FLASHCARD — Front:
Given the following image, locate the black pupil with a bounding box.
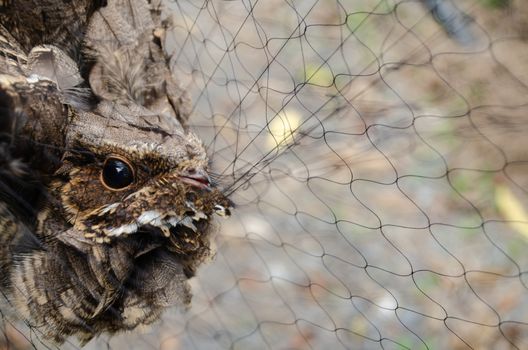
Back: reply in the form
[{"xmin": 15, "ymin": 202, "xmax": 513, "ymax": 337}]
[{"xmin": 102, "ymin": 158, "xmax": 133, "ymax": 189}]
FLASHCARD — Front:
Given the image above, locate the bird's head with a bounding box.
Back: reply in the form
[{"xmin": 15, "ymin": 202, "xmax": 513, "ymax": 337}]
[
  {"xmin": 50, "ymin": 101, "xmax": 231, "ymax": 256},
  {"xmin": 53, "ymin": 100, "xmax": 229, "ymax": 246}
]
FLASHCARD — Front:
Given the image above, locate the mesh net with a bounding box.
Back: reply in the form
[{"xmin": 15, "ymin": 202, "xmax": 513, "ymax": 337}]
[{"xmin": 2, "ymin": 0, "xmax": 528, "ymax": 349}]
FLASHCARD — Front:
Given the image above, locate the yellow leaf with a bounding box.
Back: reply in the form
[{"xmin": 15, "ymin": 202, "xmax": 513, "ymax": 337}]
[
  {"xmin": 267, "ymin": 109, "xmax": 300, "ymax": 150},
  {"xmin": 304, "ymin": 64, "xmax": 334, "ymax": 86},
  {"xmin": 495, "ymin": 184, "xmax": 528, "ymax": 238}
]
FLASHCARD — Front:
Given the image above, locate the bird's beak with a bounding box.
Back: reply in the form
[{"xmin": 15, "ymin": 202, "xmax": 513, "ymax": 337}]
[{"xmin": 179, "ymin": 168, "xmax": 211, "ymax": 190}]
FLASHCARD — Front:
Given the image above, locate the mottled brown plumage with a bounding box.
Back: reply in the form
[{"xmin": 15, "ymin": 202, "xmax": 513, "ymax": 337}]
[
  {"xmin": 0, "ymin": 0, "xmax": 105, "ymax": 61},
  {"xmin": 0, "ymin": 0, "xmax": 231, "ymax": 344}
]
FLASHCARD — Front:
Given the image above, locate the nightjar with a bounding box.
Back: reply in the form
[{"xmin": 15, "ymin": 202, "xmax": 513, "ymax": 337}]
[{"xmin": 0, "ymin": 0, "xmax": 231, "ymax": 344}]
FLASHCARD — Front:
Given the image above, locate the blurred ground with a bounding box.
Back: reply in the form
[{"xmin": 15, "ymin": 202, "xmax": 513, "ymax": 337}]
[{"xmin": 3, "ymin": 0, "xmax": 528, "ymax": 349}]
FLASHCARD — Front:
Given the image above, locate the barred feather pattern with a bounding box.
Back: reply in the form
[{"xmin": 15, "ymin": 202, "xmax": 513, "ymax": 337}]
[{"xmin": 0, "ymin": 0, "xmax": 105, "ymax": 60}]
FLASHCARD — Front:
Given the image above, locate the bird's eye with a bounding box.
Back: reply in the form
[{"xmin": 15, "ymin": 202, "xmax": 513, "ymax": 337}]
[{"xmin": 100, "ymin": 156, "xmax": 135, "ymax": 190}]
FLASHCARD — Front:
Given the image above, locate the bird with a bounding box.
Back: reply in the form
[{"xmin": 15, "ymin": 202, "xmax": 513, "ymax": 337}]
[{"xmin": 0, "ymin": 0, "xmax": 231, "ymax": 344}]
